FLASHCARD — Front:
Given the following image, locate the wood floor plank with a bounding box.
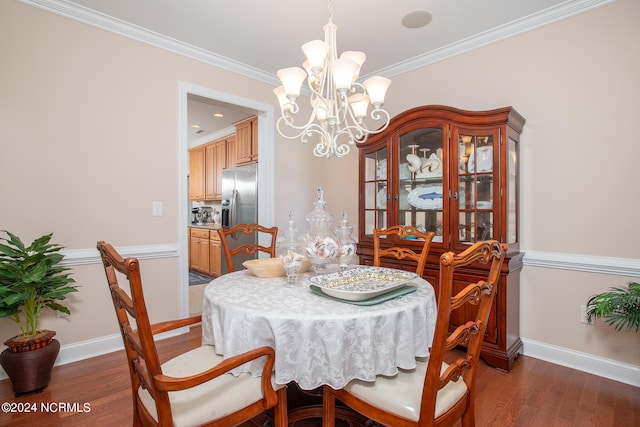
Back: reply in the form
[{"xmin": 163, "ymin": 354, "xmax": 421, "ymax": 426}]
[{"xmin": 0, "ymin": 326, "xmax": 638, "ymax": 426}]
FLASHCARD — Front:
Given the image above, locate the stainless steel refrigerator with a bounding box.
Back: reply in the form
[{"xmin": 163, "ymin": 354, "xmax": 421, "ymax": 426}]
[{"xmin": 220, "ymin": 163, "xmax": 258, "ymax": 274}]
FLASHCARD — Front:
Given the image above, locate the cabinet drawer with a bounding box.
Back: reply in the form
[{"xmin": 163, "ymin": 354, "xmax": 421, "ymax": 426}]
[
  {"xmin": 190, "ymin": 228, "xmax": 210, "ymax": 239},
  {"xmin": 210, "ymin": 230, "xmax": 221, "ymax": 240}
]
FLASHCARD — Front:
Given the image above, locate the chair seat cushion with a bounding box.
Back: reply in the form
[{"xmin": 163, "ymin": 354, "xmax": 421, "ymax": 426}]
[
  {"xmin": 138, "ymin": 345, "xmax": 282, "ymax": 427},
  {"xmin": 343, "ymin": 358, "xmax": 468, "ymax": 422}
]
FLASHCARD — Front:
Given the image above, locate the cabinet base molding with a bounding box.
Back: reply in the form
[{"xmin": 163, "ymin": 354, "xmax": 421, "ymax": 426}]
[{"xmin": 480, "ymin": 338, "xmax": 523, "ymax": 372}]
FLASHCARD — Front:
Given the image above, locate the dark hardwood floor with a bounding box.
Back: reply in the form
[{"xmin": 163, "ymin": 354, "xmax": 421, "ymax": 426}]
[{"xmin": 0, "ymin": 326, "xmax": 638, "ymax": 427}]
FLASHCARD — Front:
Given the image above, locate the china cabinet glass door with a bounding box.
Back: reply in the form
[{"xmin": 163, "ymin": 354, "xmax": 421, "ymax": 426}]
[
  {"xmin": 506, "ymin": 137, "xmax": 518, "ymax": 245},
  {"xmin": 455, "ymin": 130, "xmax": 499, "ymax": 246},
  {"xmin": 363, "ymin": 146, "xmax": 388, "ymax": 236},
  {"xmin": 397, "ymin": 126, "xmax": 445, "ymax": 243}
]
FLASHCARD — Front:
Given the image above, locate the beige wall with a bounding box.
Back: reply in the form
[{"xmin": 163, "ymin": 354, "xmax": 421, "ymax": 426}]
[
  {"xmin": 0, "ymin": 0, "xmax": 352, "ymax": 345},
  {"xmin": 1, "ymin": 0, "xmax": 637, "ymax": 379},
  {"xmin": 381, "ymin": 0, "xmax": 640, "ymax": 366}
]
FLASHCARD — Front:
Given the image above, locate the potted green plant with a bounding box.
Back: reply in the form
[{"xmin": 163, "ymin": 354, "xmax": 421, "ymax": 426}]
[
  {"xmin": 586, "ymin": 281, "xmax": 640, "ymax": 332},
  {"xmin": 0, "ymin": 230, "xmax": 78, "ymax": 395}
]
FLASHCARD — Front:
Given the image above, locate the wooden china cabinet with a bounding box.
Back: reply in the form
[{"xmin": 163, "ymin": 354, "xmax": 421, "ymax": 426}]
[{"xmin": 357, "ymin": 105, "xmax": 525, "ymax": 371}]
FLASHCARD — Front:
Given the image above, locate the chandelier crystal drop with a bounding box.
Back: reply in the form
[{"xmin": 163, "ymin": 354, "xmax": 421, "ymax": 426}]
[{"xmin": 273, "ymin": 0, "xmax": 391, "ymax": 158}]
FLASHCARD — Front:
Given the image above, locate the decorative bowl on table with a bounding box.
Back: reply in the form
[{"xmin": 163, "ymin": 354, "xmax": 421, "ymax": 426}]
[
  {"xmin": 243, "ymin": 257, "xmax": 311, "ymax": 278},
  {"xmin": 308, "ymin": 266, "xmax": 418, "ymax": 301}
]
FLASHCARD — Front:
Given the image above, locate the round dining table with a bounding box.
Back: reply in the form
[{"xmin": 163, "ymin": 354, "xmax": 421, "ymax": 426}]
[{"xmin": 201, "ymin": 267, "xmax": 438, "ymax": 391}]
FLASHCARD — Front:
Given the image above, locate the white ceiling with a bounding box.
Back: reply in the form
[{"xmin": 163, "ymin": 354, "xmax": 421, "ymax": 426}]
[{"xmin": 23, "ymin": 0, "xmax": 614, "ymax": 144}]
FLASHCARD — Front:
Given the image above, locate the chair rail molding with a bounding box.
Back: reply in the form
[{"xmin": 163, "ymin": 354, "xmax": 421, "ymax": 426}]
[
  {"xmin": 60, "ymin": 244, "xmax": 179, "ymax": 266},
  {"xmin": 523, "ymin": 250, "xmax": 640, "ymax": 277},
  {"xmin": 60, "ymin": 244, "xmax": 639, "ymax": 278}
]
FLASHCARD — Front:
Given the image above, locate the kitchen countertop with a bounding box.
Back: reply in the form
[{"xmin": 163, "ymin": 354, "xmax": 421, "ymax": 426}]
[{"xmin": 189, "ymin": 223, "xmax": 221, "ymax": 230}]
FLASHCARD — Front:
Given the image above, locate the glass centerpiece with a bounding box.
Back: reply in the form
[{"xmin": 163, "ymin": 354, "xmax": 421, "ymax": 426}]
[
  {"xmin": 335, "ymin": 211, "xmax": 356, "ymax": 271},
  {"xmin": 304, "ymin": 188, "xmax": 339, "ymax": 274},
  {"xmin": 277, "ymin": 212, "xmax": 306, "ymax": 285}
]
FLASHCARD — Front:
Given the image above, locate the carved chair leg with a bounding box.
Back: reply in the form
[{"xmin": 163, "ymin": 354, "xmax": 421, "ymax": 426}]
[
  {"xmin": 322, "ymin": 386, "xmax": 336, "ymax": 427},
  {"xmin": 273, "ymin": 387, "xmax": 289, "ymax": 427},
  {"xmin": 461, "ymin": 404, "xmax": 475, "ymax": 427}
]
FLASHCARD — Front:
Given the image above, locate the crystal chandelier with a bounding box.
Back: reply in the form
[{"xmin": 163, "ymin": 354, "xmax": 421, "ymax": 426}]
[{"xmin": 273, "ymin": 0, "xmax": 391, "ymax": 158}]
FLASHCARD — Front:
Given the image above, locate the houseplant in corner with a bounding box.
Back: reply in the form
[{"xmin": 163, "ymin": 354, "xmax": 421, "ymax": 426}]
[
  {"xmin": 0, "ymin": 230, "xmax": 78, "ymax": 395},
  {"xmin": 586, "ymin": 281, "xmax": 640, "ymax": 332}
]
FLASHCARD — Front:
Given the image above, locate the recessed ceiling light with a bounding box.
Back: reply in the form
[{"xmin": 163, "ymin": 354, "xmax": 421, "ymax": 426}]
[
  {"xmin": 213, "ymin": 113, "xmax": 224, "ymax": 118},
  {"xmin": 401, "ymin": 11, "xmax": 432, "ymax": 29},
  {"xmin": 191, "ymin": 124, "xmax": 200, "ymax": 129}
]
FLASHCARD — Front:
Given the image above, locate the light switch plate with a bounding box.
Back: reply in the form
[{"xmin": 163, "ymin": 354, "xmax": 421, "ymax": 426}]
[{"xmin": 152, "ymin": 201, "xmax": 163, "ymax": 217}]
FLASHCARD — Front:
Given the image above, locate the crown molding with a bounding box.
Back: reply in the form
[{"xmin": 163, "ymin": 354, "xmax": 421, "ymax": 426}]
[
  {"xmin": 376, "ymin": 0, "xmax": 619, "ymax": 78},
  {"xmin": 20, "ymin": 0, "xmax": 618, "ymax": 83},
  {"xmin": 18, "ymin": 0, "xmax": 280, "ymax": 86}
]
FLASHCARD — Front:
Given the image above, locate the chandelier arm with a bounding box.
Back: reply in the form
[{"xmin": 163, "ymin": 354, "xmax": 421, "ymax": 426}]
[
  {"xmin": 276, "ymin": 115, "xmax": 321, "ymax": 140},
  {"xmin": 336, "ymin": 91, "xmax": 351, "ymax": 131},
  {"xmin": 367, "ymin": 108, "xmax": 392, "ymax": 134},
  {"xmin": 277, "ymin": 98, "xmax": 323, "ymax": 134},
  {"xmin": 313, "ymin": 136, "xmax": 351, "ymax": 158}
]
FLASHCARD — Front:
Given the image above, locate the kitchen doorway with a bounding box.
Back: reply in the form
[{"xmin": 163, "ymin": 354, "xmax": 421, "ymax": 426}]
[{"xmin": 178, "ymin": 82, "xmax": 275, "ymax": 318}]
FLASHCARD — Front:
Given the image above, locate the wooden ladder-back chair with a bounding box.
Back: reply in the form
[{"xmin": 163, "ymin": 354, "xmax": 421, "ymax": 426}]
[
  {"xmin": 323, "ymin": 240, "xmax": 507, "ymax": 427},
  {"xmin": 373, "ymin": 225, "xmax": 435, "ymax": 275},
  {"xmin": 96, "ymin": 241, "xmax": 287, "ymax": 427},
  {"xmin": 218, "ymin": 223, "xmax": 278, "ymax": 272}
]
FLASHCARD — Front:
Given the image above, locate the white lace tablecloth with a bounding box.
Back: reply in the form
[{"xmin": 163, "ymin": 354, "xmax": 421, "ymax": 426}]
[{"xmin": 201, "ymin": 269, "xmax": 437, "ymax": 390}]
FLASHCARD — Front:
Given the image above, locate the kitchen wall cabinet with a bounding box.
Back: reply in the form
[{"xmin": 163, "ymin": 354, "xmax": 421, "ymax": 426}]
[
  {"xmin": 189, "ymin": 134, "xmax": 233, "ymax": 201},
  {"xmin": 188, "ymin": 146, "xmax": 205, "ymax": 200},
  {"xmin": 356, "ymin": 105, "xmax": 525, "ymax": 371},
  {"xmin": 233, "ymin": 116, "xmax": 258, "ymax": 165},
  {"xmin": 225, "ymin": 134, "xmax": 237, "ymax": 169},
  {"xmin": 207, "ymin": 139, "xmax": 226, "ymax": 200}
]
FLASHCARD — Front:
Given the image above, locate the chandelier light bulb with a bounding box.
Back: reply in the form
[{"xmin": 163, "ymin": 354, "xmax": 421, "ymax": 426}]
[
  {"xmin": 302, "ymin": 40, "xmax": 328, "ymax": 72},
  {"xmin": 273, "ymin": 86, "xmax": 292, "ymax": 113},
  {"xmin": 340, "ymin": 51, "xmax": 366, "ymax": 79},
  {"xmin": 277, "ymin": 67, "xmax": 307, "ymax": 99},
  {"xmin": 330, "ymin": 58, "xmax": 358, "ymax": 92},
  {"xmin": 348, "ymin": 94, "xmax": 369, "ymax": 120},
  {"xmin": 363, "ymin": 76, "xmax": 391, "ymax": 107}
]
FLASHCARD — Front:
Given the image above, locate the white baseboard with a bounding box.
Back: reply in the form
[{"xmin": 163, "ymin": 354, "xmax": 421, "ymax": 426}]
[
  {"xmin": 521, "ymin": 338, "xmax": 640, "ymax": 387},
  {"xmin": 0, "ymin": 328, "xmax": 187, "ymax": 381}
]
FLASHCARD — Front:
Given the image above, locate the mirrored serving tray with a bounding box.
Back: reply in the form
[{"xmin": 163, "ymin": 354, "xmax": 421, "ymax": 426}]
[{"xmin": 308, "ymin": 267, "xmax": 418, "ymax": 301}]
